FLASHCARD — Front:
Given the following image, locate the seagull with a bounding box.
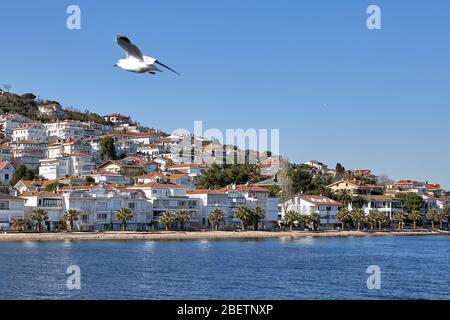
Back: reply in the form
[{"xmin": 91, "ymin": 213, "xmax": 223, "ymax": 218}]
[{"xmin": 114, "ymin": 36, "xmax": 180, "ymax": 76}]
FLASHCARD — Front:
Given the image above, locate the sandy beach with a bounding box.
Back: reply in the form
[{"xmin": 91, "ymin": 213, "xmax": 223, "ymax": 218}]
[{"xmin": 0, "ymin": 229, "xmax": 448, "ymax": 242}]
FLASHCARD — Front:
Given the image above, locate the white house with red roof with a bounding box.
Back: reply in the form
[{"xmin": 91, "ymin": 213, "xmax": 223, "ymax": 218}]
[
  {"xmin": 12, "ymin": 123, "xmax": 47, "ymax": 143},
  {"xmin": 86, "ymin": 171, "xmax": 129, "ymax": 185},
  {"xmin": 0, "ymin": 160, "xmax": 14, "ymax": 183},
  {"xmin": 282, "ymin": 195, "xmax": 343, "ymax": 227}
]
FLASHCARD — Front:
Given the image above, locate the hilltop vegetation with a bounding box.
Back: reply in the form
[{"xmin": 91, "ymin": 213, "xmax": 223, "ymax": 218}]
[{"xmin": 0, "ymin": 87, "xmax": 112, "ymax": 125}]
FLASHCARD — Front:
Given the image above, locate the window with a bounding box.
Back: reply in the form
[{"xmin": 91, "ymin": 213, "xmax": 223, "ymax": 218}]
[
  {"xmin": 128, "ymin": 202, "xmax": 136, "ymax": 210},
  {"xmin": 40, "ymin": 198, "xmax": 62, "ymax": 207},
  {"xmin": 96, "ymin": 202, "xmax": 107, "ymax": 210},
  {"xmin": 81, "ymin": 215, "xmax": 89, "ymax": 223},
  {"xmin": 97, "ymin": 214, "xmax": 107, "ymax": 221}
]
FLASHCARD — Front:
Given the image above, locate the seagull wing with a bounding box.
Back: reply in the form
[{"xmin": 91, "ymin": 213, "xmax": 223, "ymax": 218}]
[
  {"xmin": 155, "ymin": 60, "xmax": 181, "ymax": 76},
  {"xmin": 116, "ymin": 36, "xmax": 144, "ymax": 61}
]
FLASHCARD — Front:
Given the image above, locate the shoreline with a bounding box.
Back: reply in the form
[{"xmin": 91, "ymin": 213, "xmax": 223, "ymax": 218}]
[{"xmin": 0, "ymin": 230, "xmax": 448, "ymax": 242}]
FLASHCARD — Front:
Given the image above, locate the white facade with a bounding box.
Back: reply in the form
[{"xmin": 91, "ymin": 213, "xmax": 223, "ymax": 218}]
[
  {"xmin": 44, "ymin": 121, "xmax": 85, "ymax": 139},
  {"xmin": 11, "ymin": 140, "xmax": 48, "ymax": 170},
  {"xmin": 12, "ymin": 123, "xmax": 47, "ymax": 142},
  {"xmin": 0, "ymin": 114, "xmax": 34, "ymax": 139},
  {"xmin": 0, "ymin": 193, "xmax": 26, "ymax": 230},
  {"xmin": 39, "ymin": 154, "xmax": 95, "ymax": 180}
]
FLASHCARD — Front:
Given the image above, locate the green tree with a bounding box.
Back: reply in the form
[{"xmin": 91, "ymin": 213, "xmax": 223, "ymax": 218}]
[
  {"xmin": 367, "ymin": 211, "xmax": 378, "ymax": 230},
  {"xmin": 334, "ymin": 189, "xmax": 352, "ymax": 206},
  {"xmin": 426, "ymin": 209, "xmax": 438, "ymax": 230},
  {"xmin": 250, "ymin": 206, "xmax": 266, "ymax": 231},
  {"xmin": 437, "ymin": 210, "xmax": 448, "ymax": 229},
  {"xmin": 208, "ymin": 208, "xmax": 225, "ymax": 230},
  {"xmin": 84, "ymin": 176, "xmax": 96, "ymax": 186},
  {"xmin": 309, "ymin": 213, "xmax": 321, "ymax": 231},
  {"xmin": 397, "ymin": 193, "xmax": 424, "ymax": 213},
  {"xmin": 30, "ymin": 209, "xmax": 48, "ymax": 233},
  {"xmin": 175, "ymin": 210, "xmax": 190, "ymax": 230},
  {"xmin": 10, "ymin": 165, "xmax": 36, "ymax": 186},
  {"xmin": 283, "ymin": 211, "xmax": 300, "ymax": 231},
  {"xmin": 99, "ymin": 136, "xmax": 117, "ymax": 161},
  {"xmin": 351, "ymin": 208, "xmax": 366, "ymax": 231},
  {"xmin": 234, "ymin": 206, "xmax": 252, "ymax": 230},
  {"xmin": 44, "ymin": 182, "xmax": 65, "ymax": 192},
  {"xmin": 376, "ymin": 212, "xmax": 389, "ymax": 230},
  {"xmin": 336, "ymin": 208, "xmax": 351, "ymax": 231},
  {"xmin": 196, "ymin": 164, "xmax": 263, "ymax": 189},
  {"xmin": 351, "ymin": 196, "xmax": 367, "ymax": 209},
  {"xmin": 159, "ymin": 211, "xmax": 176, "ymax": 231},
  {"xmin": 64, "ymin": 209, "xmax": 80, "ymax": 232},
  {"xmin": 115, "ymin": 208, "xmax": 134, "ymax": 231},
  {"xmin": 393, "ymin": 211, "xmax": 406, "ymax": 230},
  {"xmin": 0, "ymin": 182, "xmax": 11, "ymax": 194},
  {"xmin": 298, "ymin": 215, "xmax": 311, "ymax": 229},
  {"xmin": 11, "ymin": 218, "xmax": 27, "ymax": 232},
  {"xmin": 408, "ymin": 211, "xmax": 421, "ymax": 229}
]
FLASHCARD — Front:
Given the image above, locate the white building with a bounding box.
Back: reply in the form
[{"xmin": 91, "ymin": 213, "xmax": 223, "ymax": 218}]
[
  {"xmin": 0, "ymin": 114, "xmax": 34, "ymax": 139},
  {"xmin": 47, "ymin": 137, "xmax": 92, "ymax": 159},
  {"xmin": 11, "ymin": 140, "xmax": 48, "ymax": 170},
  {"xmin": 0, "ymin": 193, "xmax": 26, "ymax": 231},
  {"xmin": 0, "ymin": 161, "xmax": 14, "ymax": 183},
  {"xmin": 12, "ymin": 123, "xmax": 48, "ymax": 143},
  {"xmin": 281, "ymin": 195, "xmax": 343, "ymax": 227},
  {"xmin": 353, "ymin": 195, "xmax": 404, "ymax": 219},
  {"xmin": 87, "ymin": 171, "xmax": 129, "ymax": 185},
  {"xmin": 187, "ymin": 185, "xmax": 279, "ymax": 229},
  {"xmin": 44, "ymin": 120, "xmax": 86, "ymax": 139},
  {"xmin": 21, "ymin": 186, "xmax": 152, "ymax": 231},
  {"xmin": 39, "ymin": 154, "xmax": 95, "ymax": 180}
]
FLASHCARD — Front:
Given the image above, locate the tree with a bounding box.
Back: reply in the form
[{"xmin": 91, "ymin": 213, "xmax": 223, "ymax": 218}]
[
  {"xmin": 234, "ymin": 205, "xmax": 252, "ymax": 230},
  {"xmin": 367, "ymin": 211, "xmax": 378, "ymax": 230},
  {"xmin": 250, "ymin": 206, "xmax": 266, "ymax": 231},
  {"xmin": 351, "ymin": 208, "xmax": 366, "ymax": 231},
  {"xmin": 11, "ymin": 218, "xmax": 27, "ymax": 232},
  {"xmin": 335, "ymin": 163, "xmax": 346, "ymax": 179},
  {"xmin": 196, "ymin": 163, "xmax": 263, "ymax": 189},
  {"xmin": 408, "ymin": 211, "xmax": 421, "ymax": 229},
  {"xmin": 336, "ymin": 208, "xmax": 351, "ymax": 231},
  {"xmin": 397, "ymin": 193, "xmax": 424, "ymax": 213},
  {"xmin": 0, "ymin": 182, "xmax": 11, "ymax": 194},
  {"xmin": 44, "ymin": 181, "xmax": 65, "ymax": 192},
  {"xmin": 426, "ymin": 209, "xmax": 438, "ymax": 230},
  {"xmin": 393, "ymin": 211, "xmax": 406, "ymax": 230},
  {"xmin": 10, "ymin": 165, "xmax": 36, "ymax": 186},
  {"xmin": 99, "ymin": 136, "xmax": 117, "ymax": 161},
  {"xmin": 437, "ymin": 210, "xmax": 448, "ymax": 229},
  {"xmin": 64, "ymin": 209, "xmax": 80, "ymax": 232},
  {"xmin": 298, "ymin": 215, "xmax": 311, "ymax": 229},
  {"xmin": 175, "ymin": 210, "xmax": 190, "ymax": 230},
  {"xmin": 351, "ymin": 196, "xmax": 367, "ymax": 209},
  {"xmin": 376, "ymin": 212, "xmax": 389, "ymax": 230},
  {"xmin": 159, "ymin": 211, "xmax": 176, "ymax": 231},
  {"xmin": 334, "ymin": 190, "xmax": 352, "ymax": 207},
  {"xmin": 84, "ymin": 176, "xmax": 96, "ymax": 186},
  {"xmin": 30, "ymin": 209, "xmax": 48, "ymax": 233},
  {"xmin": 309, "ymin": 213, "xmax": 321, "ymax": 231},
  {"xmin": 115, "ymin": 208, "xmax": 134, "ymax": 231},
  {"xmin": 283, "ymin": 211, "xmax": 300, "ymax": 231},
  {"xmin": 208, "ymin": 208, "xmax": 225, "ymax": 230}
]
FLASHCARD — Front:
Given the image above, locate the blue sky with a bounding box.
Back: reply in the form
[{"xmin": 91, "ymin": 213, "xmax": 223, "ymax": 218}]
[{"xmin": 1, "ymin": 0, "xmax": 449, "ymax": 187}]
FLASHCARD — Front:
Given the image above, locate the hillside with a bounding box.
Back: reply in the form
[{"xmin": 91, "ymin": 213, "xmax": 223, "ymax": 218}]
[{"xmin": 0, "ymin": 88, "xmax": 112, "ymax": 125}]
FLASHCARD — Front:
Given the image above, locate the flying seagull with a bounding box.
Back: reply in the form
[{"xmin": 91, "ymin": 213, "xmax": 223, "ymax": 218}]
[{"xmin": 114, "ymin": 36, "xmax": 180, "ymax": 76}]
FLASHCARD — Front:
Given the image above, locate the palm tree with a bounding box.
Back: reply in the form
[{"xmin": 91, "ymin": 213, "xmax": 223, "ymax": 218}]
[
  {"xmin": 30, "ymin": 209, "xmax": 48, "ymax": 233},
  {"xmin": 408, "ymin": 211, "xmax": 421, "ymax": 229},
  {"xmin": 426, "ymin": 209, "xmax": 439, "ymax": 230},
  {"xmin": 309, "ymin": 213, "xmax": 321, "ymax": 231},
  {"xmin": 351, "ymin": 208, "xmax": 366, "ymax": 231},
  {"xmin": 208, "ymin": 208, "xmax": 225, "ymax": 230},
  {"xmin": 175, "ymin": 210, "xmax": 190, "ymax": 230},
  {"xmin": 366, "ymin": 211, "xmax": 378, "ymax": 230},
  {"xmin": 334, "ymin": 190, "xmax": 352, "ymax": 206},
  {"xmin": 336, "ymin": 208, "xmax": 351, "ymax": 231},
  {"xmin": 159, "ymin": 211, "xmax": 176, "ymax": 231},
  {"xmin": 297, "ymin": 215, "xmax": 311, "ymax": 230},
  {"xmin": 393, "ymin": 211, "xmax": 406, "ymax": 230},
  {"xmin": 283, "ymin": 211, "xmax": 300, "ymax": 231},
  {"xmin": 250, "ymin": 206, "xmax": 265, "ymax": 231},
  {"xmin": 376, "ymin": 212, "xmax": 388, "ymax": 230},
  {"xmin": 234, "ymin": 205, "xmax": 252, "ymax": 230},
  {"xmin": 115, "ymin": 208, "xmax": 134, "ymax": 231},
  {"xmin": 11, "ymin": 218, "xmax": 27, "ymax": 232},
  {"xmin": 64, "ymin": 209, "xmax": 80, "ymax": 232},
  {"xmin": 437, "ymin": 210, "xmax": 448, "ymax": 229}
]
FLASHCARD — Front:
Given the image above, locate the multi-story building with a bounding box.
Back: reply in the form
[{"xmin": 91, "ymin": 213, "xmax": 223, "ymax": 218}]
[
  {"xmin": 21, "ymin": 186, "xmax": 153, "ymax": 231},
  {"xmin": 0, "ymin": 114, "xmax": 34, "ymax": 139},
  {"xmin": 39, "ymin": 154, "xmax": 95, "ymax": 180},
  {"xmin": 0, "ymin": 193, "xmax": 26, "ymax": 231},
  {"xmin": 0, "ymin": 144, "xmax": 12, "ymax": 162},
  {"xmin": 38, "ymin": 102, "xmax": 65, "ymax": 118},
  {"xmin": 281, "ymin": 195, "xmax": 343, "ymax": 227},
  {"xmin": 351, "ymin": 195, "xmax": 403, "ymax": 220},
  {"xmin": 10, "ymin": 140, "xmax": 48, "ymax": 170},
  {"xmin": 103, "ymin": 113, "xmax": 131, "ymax": 124},
  {"xmin": 47, "ymin": 137, "xmax": 92, "ymax": 159},
  {"xmin": 44, "ymin": 120, "xmax": 85, "ymax": 139},
  {"xmin": 12, "ymin": 123, "xmax": 48, "ymax": 143},
  {"xmin": 87, "ymin": 171, "xmax": 129, "ymax": 185},
  {"xmin": 327, "ymin": 179, "xmax": 383, "ymax": 196}
]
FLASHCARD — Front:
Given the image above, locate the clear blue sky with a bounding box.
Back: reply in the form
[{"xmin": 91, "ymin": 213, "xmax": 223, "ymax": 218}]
[{"xmin": 1, "ymin": 0, "xmax": 449, "ymax": 187}]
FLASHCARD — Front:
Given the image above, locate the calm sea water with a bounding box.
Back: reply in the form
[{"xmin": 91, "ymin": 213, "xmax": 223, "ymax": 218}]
[{"xmin": 0, "ymin": 236, "xmax": 449, "ymax": 300}]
